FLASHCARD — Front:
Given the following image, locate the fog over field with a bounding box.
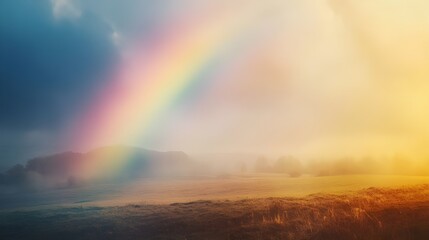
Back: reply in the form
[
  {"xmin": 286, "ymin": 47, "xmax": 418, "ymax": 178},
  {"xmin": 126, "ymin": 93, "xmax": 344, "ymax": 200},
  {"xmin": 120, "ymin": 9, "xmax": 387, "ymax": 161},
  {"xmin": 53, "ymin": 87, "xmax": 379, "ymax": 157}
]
[{"xmin": 1, "ymin": 146, "xmax": 429, "ymax": 210}]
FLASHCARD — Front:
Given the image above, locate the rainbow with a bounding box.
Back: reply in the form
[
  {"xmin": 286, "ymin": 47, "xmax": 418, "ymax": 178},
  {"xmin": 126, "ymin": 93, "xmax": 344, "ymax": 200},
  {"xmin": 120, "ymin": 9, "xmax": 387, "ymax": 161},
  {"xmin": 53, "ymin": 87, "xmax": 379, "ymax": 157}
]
[{"xmin": 67, "ymin": 5, "xmax": 267, "ymax": 178}]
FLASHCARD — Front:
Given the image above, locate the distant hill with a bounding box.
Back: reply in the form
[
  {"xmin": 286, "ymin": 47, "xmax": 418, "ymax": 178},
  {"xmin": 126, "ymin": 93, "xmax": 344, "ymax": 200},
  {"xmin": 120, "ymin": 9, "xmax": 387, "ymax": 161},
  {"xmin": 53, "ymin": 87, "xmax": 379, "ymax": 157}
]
[{"xmin": 0, "ymin": 146, "xmax": 193, "ymax": 188}]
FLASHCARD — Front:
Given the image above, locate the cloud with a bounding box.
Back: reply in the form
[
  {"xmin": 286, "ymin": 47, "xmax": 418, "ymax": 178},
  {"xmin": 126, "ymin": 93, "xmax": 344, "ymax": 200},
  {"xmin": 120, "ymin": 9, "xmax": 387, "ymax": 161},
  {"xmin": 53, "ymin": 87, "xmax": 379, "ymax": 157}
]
[
  {"xmin": 0, "ymin": 0, "xmax": 118, "ymax": 130},
  {"xmin": 51, "ymin": 0, "xmax": 81, "ymax": 20},
  {"xmin": 0, "ymin": 0, "xmax": 118, "ymax": 164}
]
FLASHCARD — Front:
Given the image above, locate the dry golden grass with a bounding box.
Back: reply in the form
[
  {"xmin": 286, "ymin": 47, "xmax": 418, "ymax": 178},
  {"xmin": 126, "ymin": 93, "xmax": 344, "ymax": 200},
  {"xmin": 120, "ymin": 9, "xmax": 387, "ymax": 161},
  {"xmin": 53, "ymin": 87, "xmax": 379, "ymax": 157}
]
[{"xmin": 1, "ymin": 184, "xmax": 429, "ymax": 239}]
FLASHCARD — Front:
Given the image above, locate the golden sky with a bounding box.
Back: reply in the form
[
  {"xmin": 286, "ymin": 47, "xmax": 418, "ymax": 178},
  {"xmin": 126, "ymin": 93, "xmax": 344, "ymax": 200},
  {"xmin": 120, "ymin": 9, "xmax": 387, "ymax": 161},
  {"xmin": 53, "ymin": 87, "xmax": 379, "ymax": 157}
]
[{"xmin": 154, "ymin": 0, "xmax": 429, "ymax": 162}]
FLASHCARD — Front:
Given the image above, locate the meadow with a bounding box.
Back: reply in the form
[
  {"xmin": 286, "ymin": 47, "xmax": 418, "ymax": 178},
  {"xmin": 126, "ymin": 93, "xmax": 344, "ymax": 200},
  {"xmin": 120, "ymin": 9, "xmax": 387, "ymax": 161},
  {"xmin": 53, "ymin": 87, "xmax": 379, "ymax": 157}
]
[
  {"xmin": 2, "ymin": 174, "xmax": 429, "ymax": 208},
  {"xmin": 1, "ymin": 174, "xmax": 429, "ymax": 239}
]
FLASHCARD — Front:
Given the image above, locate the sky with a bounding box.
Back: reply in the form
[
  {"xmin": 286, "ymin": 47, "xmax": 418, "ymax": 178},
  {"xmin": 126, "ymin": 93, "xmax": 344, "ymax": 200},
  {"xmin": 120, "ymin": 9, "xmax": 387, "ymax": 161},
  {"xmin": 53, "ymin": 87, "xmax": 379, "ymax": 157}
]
[{"xmin": 1, "ymin": 0, "xmax": 429, "ymax": 169}]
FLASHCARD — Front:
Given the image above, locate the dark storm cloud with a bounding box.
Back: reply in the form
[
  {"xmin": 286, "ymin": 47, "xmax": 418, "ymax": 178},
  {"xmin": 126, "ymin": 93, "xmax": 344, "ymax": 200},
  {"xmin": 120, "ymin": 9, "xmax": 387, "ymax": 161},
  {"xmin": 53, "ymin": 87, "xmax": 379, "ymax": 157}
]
[
  {"xmin": 0, "ymin": 0, "xmax": 118, "ymax": 130},
  {"xmin": 0, "ymin": 0, "xmax": 119, "ymax": 167}
]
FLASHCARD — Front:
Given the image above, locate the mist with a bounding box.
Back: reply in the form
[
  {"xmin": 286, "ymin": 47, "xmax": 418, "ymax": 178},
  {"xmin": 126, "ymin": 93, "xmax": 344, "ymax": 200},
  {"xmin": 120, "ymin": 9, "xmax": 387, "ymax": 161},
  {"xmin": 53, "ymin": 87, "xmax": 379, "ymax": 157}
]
[{"xmin": 103, "ymin": 0, "xmax": 427, "ymax": 172}]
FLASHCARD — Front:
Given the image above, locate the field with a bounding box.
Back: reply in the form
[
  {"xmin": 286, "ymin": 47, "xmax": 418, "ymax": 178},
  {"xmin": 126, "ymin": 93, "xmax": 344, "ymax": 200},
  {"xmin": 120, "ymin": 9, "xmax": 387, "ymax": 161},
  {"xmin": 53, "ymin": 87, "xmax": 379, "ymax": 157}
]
[{"xmin": 1, "ymin": 175, "xmax": 429, "ymax": 239}]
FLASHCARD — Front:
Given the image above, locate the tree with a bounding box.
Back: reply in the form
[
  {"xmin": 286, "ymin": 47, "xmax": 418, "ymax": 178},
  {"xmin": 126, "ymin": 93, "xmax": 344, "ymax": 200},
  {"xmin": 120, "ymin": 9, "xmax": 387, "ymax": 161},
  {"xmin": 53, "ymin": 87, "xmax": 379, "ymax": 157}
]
[
  {"xmin": 254, "ymin": 157, "xmax": 271, "ymax": 172},
  {"xmin": 4, "ymin": 164, "xmax": 27, "ymax": 184},
  {"xmin": 274, "ymin": 156, "xmax": 302, "ymax": 177}
]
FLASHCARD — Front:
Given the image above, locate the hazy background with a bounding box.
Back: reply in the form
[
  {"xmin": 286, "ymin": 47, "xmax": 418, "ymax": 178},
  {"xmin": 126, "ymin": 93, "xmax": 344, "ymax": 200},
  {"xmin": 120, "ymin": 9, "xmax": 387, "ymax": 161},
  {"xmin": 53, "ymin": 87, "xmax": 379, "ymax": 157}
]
[{"xmin": 1, "ymin": 0, "xmax": 429, "ymax": 171}]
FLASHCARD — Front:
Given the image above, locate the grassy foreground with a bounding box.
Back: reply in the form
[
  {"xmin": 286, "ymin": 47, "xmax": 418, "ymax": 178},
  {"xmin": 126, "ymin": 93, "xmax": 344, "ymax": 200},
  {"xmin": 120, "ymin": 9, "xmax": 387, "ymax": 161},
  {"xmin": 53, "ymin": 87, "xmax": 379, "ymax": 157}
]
[{"xmin": 1, "ymin": 184, "xmax": 429, "ymax": 240}]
